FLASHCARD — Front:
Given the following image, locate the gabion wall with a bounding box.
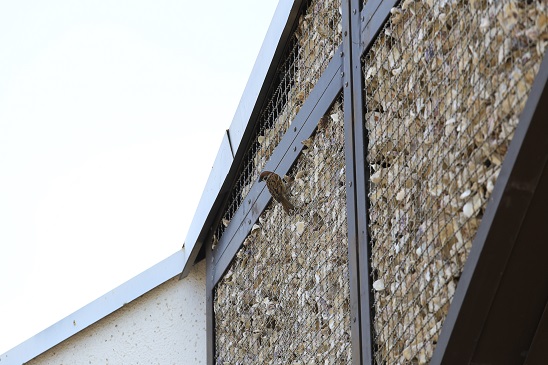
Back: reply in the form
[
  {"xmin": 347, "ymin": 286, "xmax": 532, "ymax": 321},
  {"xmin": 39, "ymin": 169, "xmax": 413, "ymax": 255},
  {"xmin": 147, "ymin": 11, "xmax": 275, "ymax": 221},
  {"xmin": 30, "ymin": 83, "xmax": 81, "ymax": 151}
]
[
  {"xmin": 214, "ymin": 98, "xmax": 352, "ymax": 364},
  {"xmin": 213, "ymin": 0, "xmax": 342, "ymax": 247},
  {"xmin": 363, "ymin": 1, "xmax": 547, "ymax": 364}
]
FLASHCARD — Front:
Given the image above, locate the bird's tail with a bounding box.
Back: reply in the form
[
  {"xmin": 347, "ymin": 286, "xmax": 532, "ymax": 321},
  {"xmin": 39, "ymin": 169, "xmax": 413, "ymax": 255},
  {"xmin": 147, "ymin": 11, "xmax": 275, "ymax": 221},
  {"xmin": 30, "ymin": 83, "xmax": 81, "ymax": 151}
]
[{"xmin": 280, "ymin": 197, "xmax": 295, "ymax": 214}]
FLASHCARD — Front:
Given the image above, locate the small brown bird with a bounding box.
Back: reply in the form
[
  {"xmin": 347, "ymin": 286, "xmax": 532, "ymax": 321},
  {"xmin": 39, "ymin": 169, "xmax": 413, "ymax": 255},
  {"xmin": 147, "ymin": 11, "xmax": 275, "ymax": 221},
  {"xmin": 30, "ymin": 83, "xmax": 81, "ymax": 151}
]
[{"xmin": 259, "ymin": 171, "xmax": 295, "ymax": 214}]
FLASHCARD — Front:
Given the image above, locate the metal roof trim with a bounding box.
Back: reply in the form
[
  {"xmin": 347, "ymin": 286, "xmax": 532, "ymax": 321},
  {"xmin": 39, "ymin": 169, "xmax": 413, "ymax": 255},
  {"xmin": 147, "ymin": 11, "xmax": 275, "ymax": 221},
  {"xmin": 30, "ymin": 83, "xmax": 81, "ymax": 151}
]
[
  {"xmin": 179, "ymin": 0, "xmax": 303, "ymax": 278},
  {"xmin": 1, "ymin": 251, "xmax": 185, "ymax": 365}
]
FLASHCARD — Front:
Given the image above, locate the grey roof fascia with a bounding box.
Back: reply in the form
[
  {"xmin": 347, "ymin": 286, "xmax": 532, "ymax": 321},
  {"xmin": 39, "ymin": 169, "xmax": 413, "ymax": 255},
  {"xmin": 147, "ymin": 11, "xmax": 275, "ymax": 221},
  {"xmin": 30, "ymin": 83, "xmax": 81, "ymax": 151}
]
[
  {"xmin": 1, "ymin": 250, "xmax": 185, "ymax": 365},
  {"xmin": 180, "ymin": 132, "xmax": 233, "ymax": 277},
  {"xmin": 225, "ymin": 0, "xmax": 299, "ymax": 150},
  {"xmin": 179, "ymin": 0, "xmax": 302, "ymax": 279}
]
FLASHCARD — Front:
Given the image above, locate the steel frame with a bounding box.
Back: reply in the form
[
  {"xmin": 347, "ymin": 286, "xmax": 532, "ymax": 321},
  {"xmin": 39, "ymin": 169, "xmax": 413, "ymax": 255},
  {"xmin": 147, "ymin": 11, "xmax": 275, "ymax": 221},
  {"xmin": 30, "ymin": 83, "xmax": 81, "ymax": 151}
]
[
  {"xmin": 202, "ymin": 1, "xmax": 548, "ymax": 364},
  {"xmin": 342, "ymin": 0, "xmax": 370, "ymax": 363},
  {"xmin": 430, "ymin": 49, "xmax": 548, "ymax": 365}
]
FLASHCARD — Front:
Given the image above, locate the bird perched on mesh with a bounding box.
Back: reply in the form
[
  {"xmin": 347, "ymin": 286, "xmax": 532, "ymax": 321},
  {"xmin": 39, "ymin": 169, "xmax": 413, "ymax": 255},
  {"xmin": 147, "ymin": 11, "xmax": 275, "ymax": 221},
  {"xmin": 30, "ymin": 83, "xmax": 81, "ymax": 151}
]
[{"xmin": 259, "ymin": 171, "xmax": 295, "ymax": 214}]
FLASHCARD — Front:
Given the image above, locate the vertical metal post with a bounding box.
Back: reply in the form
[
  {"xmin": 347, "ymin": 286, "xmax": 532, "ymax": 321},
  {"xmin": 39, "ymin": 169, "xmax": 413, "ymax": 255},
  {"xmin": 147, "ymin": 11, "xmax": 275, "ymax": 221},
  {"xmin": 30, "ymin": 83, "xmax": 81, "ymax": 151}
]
[
  {"xmin": 350, "ymin": 0, "xmax": 376, "ymax": 363},
  {"xmin": 342, "ymin": 1, "xmax": 362, "ymax": 362},
  {"xmin": 343, "ymin": 0, "xmax": 374, "ymax": 363},
  {"xmin": 206, "ymin": 241, "xmax": 215, "ymax": 365}
]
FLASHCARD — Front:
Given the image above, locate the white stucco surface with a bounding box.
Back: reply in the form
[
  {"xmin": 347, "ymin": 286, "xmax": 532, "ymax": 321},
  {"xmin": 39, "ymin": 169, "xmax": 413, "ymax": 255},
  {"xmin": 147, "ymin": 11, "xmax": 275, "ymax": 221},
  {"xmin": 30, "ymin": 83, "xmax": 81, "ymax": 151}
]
[{"xmin": 26, "ymin": 260, "xmax": 206, "ymax": 365}]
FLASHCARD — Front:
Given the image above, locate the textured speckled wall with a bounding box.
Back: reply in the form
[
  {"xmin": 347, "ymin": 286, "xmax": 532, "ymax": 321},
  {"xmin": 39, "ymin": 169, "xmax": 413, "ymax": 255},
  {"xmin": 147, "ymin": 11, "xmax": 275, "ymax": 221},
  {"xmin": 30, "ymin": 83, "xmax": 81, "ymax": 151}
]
[{"xmin": 26, "ymin": 260, "xmax": 206, "ymax": 365}]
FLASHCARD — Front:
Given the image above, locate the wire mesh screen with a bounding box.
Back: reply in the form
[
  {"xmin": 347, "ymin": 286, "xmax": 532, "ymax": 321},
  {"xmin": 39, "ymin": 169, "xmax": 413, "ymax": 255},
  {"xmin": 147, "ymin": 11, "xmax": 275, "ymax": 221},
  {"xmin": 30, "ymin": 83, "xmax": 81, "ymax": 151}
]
[
  {"xmin": 213, "ymin": 0, "xmax": 342, "ymax": 248},
  {"xmin": 362, "ymin": 1, "xmax": 547, "ymax": 364},
  {"xmin": 214, "ymin": 97, "xmax": 352, "ymax": 364}
]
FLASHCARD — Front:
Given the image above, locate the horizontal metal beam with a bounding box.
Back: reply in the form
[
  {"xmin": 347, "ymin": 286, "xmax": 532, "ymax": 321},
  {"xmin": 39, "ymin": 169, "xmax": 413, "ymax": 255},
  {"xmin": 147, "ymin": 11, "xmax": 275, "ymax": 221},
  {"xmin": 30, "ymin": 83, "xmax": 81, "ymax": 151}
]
[{"xmin": 359, "ymin": 0, "xmax": 398, "ymax": 56}]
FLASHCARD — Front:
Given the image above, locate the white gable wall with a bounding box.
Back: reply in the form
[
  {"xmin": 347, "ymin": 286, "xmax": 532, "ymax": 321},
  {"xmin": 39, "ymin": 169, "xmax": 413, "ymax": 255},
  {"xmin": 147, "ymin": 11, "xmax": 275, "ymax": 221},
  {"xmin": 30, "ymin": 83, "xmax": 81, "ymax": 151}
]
[{"xmin": 26, "ymin": 260, "xmax": 206, "ymax": 365}]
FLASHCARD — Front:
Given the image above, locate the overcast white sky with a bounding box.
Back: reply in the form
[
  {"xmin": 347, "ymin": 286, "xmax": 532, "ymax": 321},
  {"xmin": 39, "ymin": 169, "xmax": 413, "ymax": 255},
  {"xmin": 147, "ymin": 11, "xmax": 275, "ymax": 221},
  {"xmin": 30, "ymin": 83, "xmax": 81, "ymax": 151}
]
[{"xmin": 0, "ymin": 0, "xmax": 278, "ymax": 355}]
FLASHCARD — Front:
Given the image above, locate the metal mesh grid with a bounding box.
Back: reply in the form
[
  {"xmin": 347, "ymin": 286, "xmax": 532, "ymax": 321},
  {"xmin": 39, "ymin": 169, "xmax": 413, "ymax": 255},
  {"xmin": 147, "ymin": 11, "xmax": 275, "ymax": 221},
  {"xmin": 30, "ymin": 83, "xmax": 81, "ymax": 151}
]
[
  {"xmin": 362, "ymin": 1, "xmax": 547, "ymax": 364},
  {"xmin": 214, "ymin": 97, "xmax": 352, "ymax": 364},
  {"xmin": 213, "ymin": 0, "xmax": 342, "ymax": 248}
]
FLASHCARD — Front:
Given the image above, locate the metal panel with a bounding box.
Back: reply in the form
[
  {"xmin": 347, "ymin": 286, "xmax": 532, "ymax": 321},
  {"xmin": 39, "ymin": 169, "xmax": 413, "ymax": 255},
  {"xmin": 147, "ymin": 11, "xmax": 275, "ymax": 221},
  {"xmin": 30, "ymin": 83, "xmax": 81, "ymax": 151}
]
[
  {"xmin": 431, "ymin": 51, "xmax": 548, "ymax": 365},
  {"xmin": 468, "ymin": 160, "xmax": 548, "ymax": 363}
]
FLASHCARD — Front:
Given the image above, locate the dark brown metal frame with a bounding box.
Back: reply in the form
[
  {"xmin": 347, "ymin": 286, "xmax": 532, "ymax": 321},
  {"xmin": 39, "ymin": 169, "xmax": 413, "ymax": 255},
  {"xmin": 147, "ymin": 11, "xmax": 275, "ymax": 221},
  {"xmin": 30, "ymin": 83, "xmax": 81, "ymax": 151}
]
[
  {"xmin": 342, "ymin": 0, "xmax": 371, "ymax": 363},
  {"xmin": 202, "ymin": 0, "xmax": 548, "ymax": 364},
  {"xmin": 430, "ymin": 49, "xmax": 548, "ymax": 365}
]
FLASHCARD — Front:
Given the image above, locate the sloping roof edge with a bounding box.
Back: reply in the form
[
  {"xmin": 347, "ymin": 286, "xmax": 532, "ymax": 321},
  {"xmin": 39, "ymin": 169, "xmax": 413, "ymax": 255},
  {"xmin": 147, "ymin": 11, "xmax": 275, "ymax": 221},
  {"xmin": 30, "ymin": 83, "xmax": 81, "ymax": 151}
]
[
  {"xmin": 179, "ymin": 0, "xmax": 300, "ymax": 278},
  {"xmin": 0, "ymin": 251, "xmax": 185, "ymax": 365}
]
